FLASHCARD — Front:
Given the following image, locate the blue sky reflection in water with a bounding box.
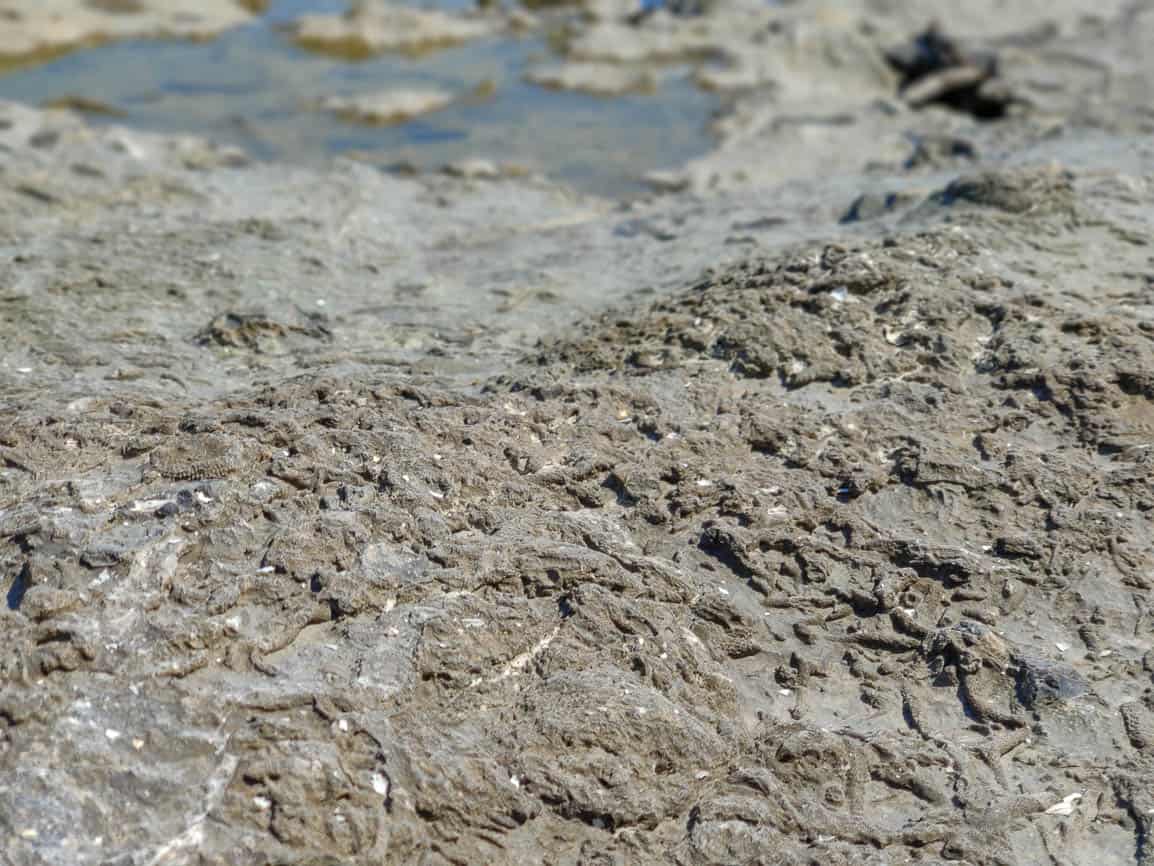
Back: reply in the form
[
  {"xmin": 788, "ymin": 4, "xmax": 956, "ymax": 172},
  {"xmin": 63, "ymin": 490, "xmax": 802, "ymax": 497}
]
[{"xmin": 0, "ymin": 0, "xmax": 719, "ymax": 197}]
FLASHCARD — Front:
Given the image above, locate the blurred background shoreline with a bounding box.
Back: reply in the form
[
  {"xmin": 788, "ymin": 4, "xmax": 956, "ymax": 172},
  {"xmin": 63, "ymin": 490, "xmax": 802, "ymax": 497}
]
[{"xmin": 0, "ymin": 0, "xmax": 722, "ymax": 197}]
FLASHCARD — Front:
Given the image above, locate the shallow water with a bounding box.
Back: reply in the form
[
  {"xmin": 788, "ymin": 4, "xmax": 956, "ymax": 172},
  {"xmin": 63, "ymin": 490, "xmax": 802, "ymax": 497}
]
[{"xmin": 0, "ymin": 0, "xmax": 719, "ymax": 197}]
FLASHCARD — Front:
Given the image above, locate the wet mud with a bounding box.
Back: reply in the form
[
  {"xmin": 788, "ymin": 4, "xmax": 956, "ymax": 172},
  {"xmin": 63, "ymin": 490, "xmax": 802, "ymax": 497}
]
[{"xmin": 3, "ymin": 1, "xmax": 1154, "ymax": 865}]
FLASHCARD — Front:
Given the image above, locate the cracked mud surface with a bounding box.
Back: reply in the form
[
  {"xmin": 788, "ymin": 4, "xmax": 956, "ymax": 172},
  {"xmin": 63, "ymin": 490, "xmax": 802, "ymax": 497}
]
[{"xmin": 4, "ymin": 3, "xmax": 1154, "ymax": 865}]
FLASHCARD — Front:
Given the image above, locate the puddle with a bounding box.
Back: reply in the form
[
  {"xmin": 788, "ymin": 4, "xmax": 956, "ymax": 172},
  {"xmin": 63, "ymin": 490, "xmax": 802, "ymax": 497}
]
[{"xmin": 0, "ymin": 0, "xmax": 720, "ymax": 197}]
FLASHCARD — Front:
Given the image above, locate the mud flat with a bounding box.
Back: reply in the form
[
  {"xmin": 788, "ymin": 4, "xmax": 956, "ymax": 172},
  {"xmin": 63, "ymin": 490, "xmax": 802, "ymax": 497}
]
[
  {"xmin": 0, "ymin": 0, "xmax": 259, "ymax": 67},
  {"xmin": 3, "ymin": 1, "xmax": 1154, "ymax": 865},
  {"xmin": 290, "ymin": 2, "xmax": 502, "ymax": 58}
]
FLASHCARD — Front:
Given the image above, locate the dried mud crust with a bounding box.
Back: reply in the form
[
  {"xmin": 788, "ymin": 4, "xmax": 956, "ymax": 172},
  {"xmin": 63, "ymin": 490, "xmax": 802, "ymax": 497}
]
[{"xmin": 2, "ymin": 164, "xmax": 1154, "ymax": 865}]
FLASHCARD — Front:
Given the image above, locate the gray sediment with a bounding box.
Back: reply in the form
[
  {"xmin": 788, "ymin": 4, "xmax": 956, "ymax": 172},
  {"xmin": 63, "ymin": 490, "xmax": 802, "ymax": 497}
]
[{"xmin": 2, "ymin": 1, "xmax": 1154, "ymax": 864}]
